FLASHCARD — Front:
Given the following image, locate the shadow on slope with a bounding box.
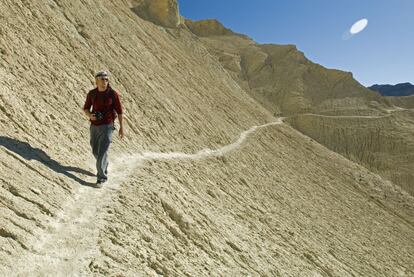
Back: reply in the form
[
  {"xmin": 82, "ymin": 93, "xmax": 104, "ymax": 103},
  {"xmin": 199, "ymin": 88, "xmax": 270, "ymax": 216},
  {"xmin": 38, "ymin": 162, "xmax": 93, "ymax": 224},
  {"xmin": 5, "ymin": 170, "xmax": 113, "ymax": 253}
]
[{"xmin": 0, "ymin": 136, "xmax": 96, "ymax": 187}]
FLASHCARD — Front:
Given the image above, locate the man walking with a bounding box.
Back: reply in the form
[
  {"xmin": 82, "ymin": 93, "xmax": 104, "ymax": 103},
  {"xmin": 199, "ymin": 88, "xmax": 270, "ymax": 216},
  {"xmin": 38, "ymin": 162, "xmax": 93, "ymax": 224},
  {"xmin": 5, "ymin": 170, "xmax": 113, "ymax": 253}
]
[{"xmin": 83, "ymin": 71, "xmax": 124, "ymax": 187}]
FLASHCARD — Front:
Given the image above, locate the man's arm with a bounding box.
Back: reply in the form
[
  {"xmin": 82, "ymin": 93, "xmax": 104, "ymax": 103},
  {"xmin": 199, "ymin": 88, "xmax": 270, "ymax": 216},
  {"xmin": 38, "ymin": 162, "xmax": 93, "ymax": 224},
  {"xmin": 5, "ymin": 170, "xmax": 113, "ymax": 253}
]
[
  {"xmin": 83, "ymin": 109, "xmax": 91, "ymax": 119},
  {"xmin": 83, "ymin": 93, "xmax": 96, "ymax": 121},
  {"xmin": 84, "ymin": 109, "xmax": 96, "ymax": 121},
  {"xmin": 117, "ymin": 113, "xmax": 124, "ymax": 129},
  {"xmin": 117, "ymin": 113, "xmax": 124, "ymax": 139},
  {"xmin": 113, "ymin": 91, "xmax": 124, "ymax": 138}
]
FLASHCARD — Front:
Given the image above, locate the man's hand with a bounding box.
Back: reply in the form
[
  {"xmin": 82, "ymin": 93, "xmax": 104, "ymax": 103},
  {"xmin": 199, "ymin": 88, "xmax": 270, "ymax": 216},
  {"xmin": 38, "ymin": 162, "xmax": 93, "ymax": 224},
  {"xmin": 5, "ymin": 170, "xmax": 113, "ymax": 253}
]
[
  {"xmin": 119, "ymin": 127, "xmax": 125, "ymax": 139},
  {"xmin": 84, "ymin": 109, "xmax": 97, "ymax": 121}
]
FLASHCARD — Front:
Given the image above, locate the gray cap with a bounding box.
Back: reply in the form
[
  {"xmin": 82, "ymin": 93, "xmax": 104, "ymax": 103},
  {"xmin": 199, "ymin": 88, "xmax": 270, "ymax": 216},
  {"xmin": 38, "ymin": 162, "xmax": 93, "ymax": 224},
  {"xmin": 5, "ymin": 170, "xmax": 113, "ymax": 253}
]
[{"xmin": 95, "ymin": 70, "xmax": 110, "ymax": 79}]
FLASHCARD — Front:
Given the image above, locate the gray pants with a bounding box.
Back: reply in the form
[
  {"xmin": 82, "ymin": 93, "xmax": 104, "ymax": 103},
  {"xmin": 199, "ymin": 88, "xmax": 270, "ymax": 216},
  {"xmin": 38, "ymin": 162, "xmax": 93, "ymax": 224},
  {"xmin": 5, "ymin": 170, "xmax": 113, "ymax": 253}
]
[{"xmin": 90, "ymin": 123, "xmax": 115, "ymax": 181}]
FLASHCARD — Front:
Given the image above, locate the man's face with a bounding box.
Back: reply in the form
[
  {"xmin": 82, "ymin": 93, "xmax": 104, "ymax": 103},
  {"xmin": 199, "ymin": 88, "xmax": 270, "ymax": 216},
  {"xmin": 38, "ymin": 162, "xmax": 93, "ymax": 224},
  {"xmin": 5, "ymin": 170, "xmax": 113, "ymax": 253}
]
[{"xmin": 95, "ymin": 77, "xmax": 109, "ymax": 88}]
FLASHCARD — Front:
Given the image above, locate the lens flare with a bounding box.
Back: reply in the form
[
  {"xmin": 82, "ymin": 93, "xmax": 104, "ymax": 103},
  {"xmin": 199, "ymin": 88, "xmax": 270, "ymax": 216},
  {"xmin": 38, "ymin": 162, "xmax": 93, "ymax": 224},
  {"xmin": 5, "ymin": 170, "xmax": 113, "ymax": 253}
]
[
  {"xmin": 350, "ymin": 18, "xmax": 368, "ymax": 34},
  {"xmin": 342, "ymin": 18, "xmax": 368, "ymax": 40}
]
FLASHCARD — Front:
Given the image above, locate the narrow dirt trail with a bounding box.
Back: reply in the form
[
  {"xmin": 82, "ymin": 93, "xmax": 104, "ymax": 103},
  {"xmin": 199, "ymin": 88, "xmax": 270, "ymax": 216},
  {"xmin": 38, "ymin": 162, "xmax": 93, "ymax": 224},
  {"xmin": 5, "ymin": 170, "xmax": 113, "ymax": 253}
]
[
  {"xmin": 300, "ymin": 113, "xmax": 391, "ymax": 119},
  {"xmin": 299, "ymin": 107, "xmax": 413, "ymax": 119},
  {"xmin": 7, "ymin": 117, "xmax": 284, "ymax": 276}
]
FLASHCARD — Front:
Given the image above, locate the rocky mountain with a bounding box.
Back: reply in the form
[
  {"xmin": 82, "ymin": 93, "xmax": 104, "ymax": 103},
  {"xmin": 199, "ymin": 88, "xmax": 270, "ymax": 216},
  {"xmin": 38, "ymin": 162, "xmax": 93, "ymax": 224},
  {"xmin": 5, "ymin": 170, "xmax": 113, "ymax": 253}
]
[
  {"xmin": 184, "ymin": 19, "xmax": 391, "ymax": 117},
  {"xmin": 184, "ymin": 18, "xmax": 414, "ymax": 198},
  {"xmin": 369, "ymin": 82, "xmax": 414, "ymax": 96},
  {"xmin": 0, "ymin": 0, "xmax": 413, "ymax": 276}
]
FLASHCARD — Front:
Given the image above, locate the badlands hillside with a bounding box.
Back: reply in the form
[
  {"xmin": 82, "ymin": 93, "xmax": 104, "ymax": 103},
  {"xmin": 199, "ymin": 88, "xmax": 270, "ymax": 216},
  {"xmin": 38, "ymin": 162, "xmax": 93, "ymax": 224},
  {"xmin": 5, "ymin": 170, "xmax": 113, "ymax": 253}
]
[
  {"xmin": 389, "ymin": 95, "xmax": 414, "ymax": 109},
  {"xmin": 0, "ymin": 0, "xmax": 413, "ymax": 276},
  {"xmin": 183, "ymin": 18, "xmax": 414, "ymax": 196},
  {"xmin": 184, "ymin": 19, "xmax": 389, "ymax": 116}
]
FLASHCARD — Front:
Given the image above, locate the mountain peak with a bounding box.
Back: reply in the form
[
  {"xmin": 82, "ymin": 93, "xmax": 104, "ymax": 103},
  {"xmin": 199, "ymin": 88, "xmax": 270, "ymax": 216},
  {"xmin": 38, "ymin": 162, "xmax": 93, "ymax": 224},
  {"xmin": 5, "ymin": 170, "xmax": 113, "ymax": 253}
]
[
  {"xmin": 131, "ymin": 0, "xmax": 181, "ymax": 28},
  {"xmin": 368, "ymin": 82, "xmax": 414, "ymax": 96}
]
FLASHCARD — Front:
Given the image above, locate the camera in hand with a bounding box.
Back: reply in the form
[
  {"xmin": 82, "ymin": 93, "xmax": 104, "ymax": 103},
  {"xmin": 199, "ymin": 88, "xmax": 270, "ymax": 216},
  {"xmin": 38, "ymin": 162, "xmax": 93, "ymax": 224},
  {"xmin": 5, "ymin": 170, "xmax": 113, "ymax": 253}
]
[{"xmin": 93, "ymin": 111, "xmax": 104, "ymax": 121}]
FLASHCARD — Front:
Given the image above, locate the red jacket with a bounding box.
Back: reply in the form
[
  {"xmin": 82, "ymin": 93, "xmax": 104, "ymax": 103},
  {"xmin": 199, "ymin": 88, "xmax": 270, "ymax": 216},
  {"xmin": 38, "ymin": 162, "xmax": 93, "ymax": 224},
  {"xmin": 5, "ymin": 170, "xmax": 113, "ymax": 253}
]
[{"xmin": 83, "ymin": 86, "xmax": 123, "ymax": 125}]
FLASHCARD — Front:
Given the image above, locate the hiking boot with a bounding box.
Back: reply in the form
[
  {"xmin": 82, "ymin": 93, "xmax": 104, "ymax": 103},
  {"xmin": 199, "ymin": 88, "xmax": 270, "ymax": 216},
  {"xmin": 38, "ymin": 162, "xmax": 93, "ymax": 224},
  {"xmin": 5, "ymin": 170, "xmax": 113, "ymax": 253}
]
[{"xmin": 95, "ymin": 179, "xmax": 107, "ymax": 188}]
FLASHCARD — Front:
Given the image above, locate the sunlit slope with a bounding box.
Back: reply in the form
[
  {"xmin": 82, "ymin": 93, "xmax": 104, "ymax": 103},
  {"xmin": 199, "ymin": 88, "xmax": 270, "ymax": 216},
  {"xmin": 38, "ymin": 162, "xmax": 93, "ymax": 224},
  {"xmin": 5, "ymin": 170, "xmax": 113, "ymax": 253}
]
[
  {"xmin": 389, "ymin": 95, "xmax": 414, "ymax": 109},
  {"xmin": 183, "ymin": 19, "xmax": 414, "ymax": 196},
  {"xmin": 86, "ymin": 122, "xmax": 414, "ymax": 275},
  {"xmin": 0, "ymin": 0, "xmax": 273, "ymax": 267},
  {"xmin": 287, "ymin": 110, "xmax": 414, "ymax": 195},
  {"xmin": 0, "ymin": 0, "xmax": 413, "ymax": 276},
  {"xmin": 185, "ymin": 19, "xmax": 391, "ymax": 116}
]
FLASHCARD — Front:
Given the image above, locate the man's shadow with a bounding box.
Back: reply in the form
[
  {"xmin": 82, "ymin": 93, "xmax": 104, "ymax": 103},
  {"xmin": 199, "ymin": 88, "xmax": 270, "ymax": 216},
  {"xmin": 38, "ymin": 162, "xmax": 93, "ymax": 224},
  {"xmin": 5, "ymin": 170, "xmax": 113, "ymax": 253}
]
[{"xmin": 0, "ymin": 136, "xmax": 97, "ymax": 188}]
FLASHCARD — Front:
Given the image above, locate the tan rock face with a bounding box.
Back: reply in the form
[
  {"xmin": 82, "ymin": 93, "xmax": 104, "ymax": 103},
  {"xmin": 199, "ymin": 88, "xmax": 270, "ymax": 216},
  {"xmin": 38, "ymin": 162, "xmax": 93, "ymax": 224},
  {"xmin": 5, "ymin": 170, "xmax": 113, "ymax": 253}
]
[
  {"xmin": 388, "ymin": 95, "xmax": 414, "ymax": 109},
  {"xmin": 286, "ymin": 110, "xmax": 414, "ymax": 195},
  {"xmin": 188, "ymin": 18, "xmax": 414, "ymax": 198},
  {"xmin": 186, "ymin": 20, "xmax": 391, "ymax": 116},
  {"xmin": 132, "ymin": 0, "xmax": 180, "ymax": 28}
]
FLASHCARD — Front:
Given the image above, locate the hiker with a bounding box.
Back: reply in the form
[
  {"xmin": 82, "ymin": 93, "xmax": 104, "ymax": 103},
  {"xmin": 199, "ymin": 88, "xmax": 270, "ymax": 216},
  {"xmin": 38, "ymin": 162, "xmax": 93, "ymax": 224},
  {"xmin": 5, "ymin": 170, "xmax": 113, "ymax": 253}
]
[{"xmin": 83, "ymin": 71, "xmax": 124, "ymax": 187}]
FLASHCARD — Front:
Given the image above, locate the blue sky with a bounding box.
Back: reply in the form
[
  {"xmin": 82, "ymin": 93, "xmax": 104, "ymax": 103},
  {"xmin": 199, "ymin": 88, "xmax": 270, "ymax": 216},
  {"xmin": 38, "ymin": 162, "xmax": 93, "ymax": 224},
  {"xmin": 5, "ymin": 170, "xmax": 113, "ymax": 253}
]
[{"xmin": 180, "ymin": 0, "xmax": 413, "ymax": 86}]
